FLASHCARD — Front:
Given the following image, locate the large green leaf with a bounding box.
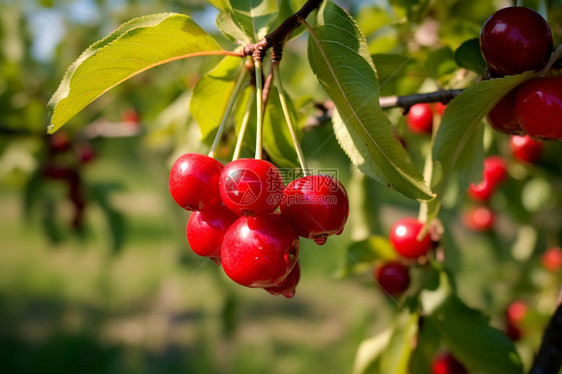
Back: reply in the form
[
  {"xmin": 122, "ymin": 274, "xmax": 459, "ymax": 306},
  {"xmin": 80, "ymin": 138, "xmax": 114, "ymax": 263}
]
[
  {"xmin": 308, "ymin": 1, "xmax": 434, "ymax": 202},
  {"xmin": 48, "ymin": 13, "xmax": 224, "ymax": 133},
  {"xmin": 190, "ymin": 55, "xmax": 246, "ymax": 144},
  {"xmin": 229, "ymin": 0, "xmax": 278, "ymax": 42},
  {"xmin": 373, "ymin": 54, "xmax": 425, "ymax": 96},
  {"xmin": 421, "ymin": 267, "xmax": 523, "ymax": 374},
  {"xmin": 454, "ymin": 38, "xmax": 487, "ymax": 76},
  {"xmin": 353, "ymin": 328, "xmax": 392, "ymax": 374},
  {"xmin": 426, "ymin": 72, "xmax": 534, "ymax": 221},
  {"xmin": 379, "ymin": 311, "xmax": 419, "ymax": 374}
]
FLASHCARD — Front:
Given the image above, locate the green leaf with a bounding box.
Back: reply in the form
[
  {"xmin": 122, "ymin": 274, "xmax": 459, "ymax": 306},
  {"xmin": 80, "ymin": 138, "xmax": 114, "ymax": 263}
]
[
  {"xmin": 308, "ymin": 1, "xmax": 434, "ymax": 202},
  {"xmin": 425, "ymin": 47, "xmax": 457, "ymax": 85},
  {"xmin": 190, "ymin": 56, "xmax": 246, "ymax": 144},
  {"xmin": 421, "ymin": 267, "xmax": 523, "ymax": 374},
  {"xmin": 48, "ymin": 13, "xmax": 224, "ymax": 133},
  {"xmin": 216, "ymin": 11, "xmax": 252, "ymax": 44},
  {"xmin": 336, "ymin": 235, "xmax": 396, "ymax": 278},
  {"xmin": 454, "ymin": 38, "xmax": 487, "ymax": 75},
  {"xmin": 373, "ymin": 54, "xmax": 425, "ymax": 96},
  {"xmin": 228, "ymin": 0, "xmax": 277, "ymax": 42},
  {"xmin": 379, "ymin": 311, "xmax": 419, "ymax": 374},
  {"xmin": 353, "ymin": 328, "xmax": 392, "ymax": 374},
  {"xmin": 409, "ymin": 314, "xmax": 440, "ymax": 374},
  {"xmin": 426, "ymin": 72, "xmax": 534, "ymax": 221}
]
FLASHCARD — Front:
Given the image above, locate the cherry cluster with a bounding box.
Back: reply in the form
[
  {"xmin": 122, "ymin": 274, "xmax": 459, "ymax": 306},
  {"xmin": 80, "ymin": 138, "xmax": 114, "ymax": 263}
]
[
  {"xmin": 480, "ymin": 7, "xmax": 562, "ymax": 140},
  {"xmin": 169, "ymin": 153, "xmax": 349, "ymax": 298},
  {"xmin": 375, "ymin": 217, "xmax": 435, "ymax": 296}
]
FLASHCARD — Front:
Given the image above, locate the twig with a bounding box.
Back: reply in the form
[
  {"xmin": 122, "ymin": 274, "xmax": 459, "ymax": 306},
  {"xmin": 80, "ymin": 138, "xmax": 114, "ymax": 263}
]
[{"xmin": 380, "ymin": 89, "xmax": 465, "ymax": 112}]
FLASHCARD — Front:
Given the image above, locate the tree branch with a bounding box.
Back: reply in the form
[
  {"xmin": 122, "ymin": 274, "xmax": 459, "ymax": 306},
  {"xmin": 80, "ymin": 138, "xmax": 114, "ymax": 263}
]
[{"xmin": 529, "ymin": 295, "xmax": 562, "ymax": 374}]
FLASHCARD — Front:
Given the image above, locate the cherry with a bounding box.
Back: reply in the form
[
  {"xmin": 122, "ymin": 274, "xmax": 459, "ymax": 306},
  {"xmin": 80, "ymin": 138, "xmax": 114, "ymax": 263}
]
[
  {"xmin": 186, "ymin": 204, "xmax": 238, "ymax": 260},
  {"xmin": 510, "ymin": 135, "xmax": 543, "ymax": 163},
  {"xmin": 507, "ymin": 300, "xmax": 527, "ymax": 326},
  {"xmin": 169, "ymin": 153, "xmax": 224, "ymax": 211},
  {"xmin": 221, "ymin": 213, "xmax": 299, "ymax": 288},
  {"xmin": 219, "ymin": 158, "xmax": 284, "ymax": 216},
  {"xmin": 121, "ymin": 108, "xmax": 139, "ymax": 125},
  {"xmin": 468, "ymin": 178, "xmax": 495, "ymax": 202},
  {"xmin": 264, "ymin": 261, "xmax": 301, "ymax": 298},
  {"xmin": 435, "ymin": 102, "xmax": 447, "ymax": 116},
  {"xmin": 48, "ymin": 131, "xmax": 71, "ymax": 154},
  {"xmin": 486, "ymin": 90, "xmax": 524, "ymax": 135},
  {"xmin": 483, "ymin": 156, "xmax": 508, "ymax": 185},
  {"xmin": 463, "ymin": 206, "xmax": 495, "ymax": 231},
  {"xmin": 431, "ymin": 352, "xmax": 468, "ymax": 374},
  {"xmin": 541, "ymin": 247, "xmax": 562, "ymax": 272},
  {"xmin": 514, "ymin": 77, "xmax": 562, "ymax": 141},
  {"xmin": 407, "ymin": 103, "xmax": 433, "ymax": 134},
  {"xmin": 389, "ymin": 217, "xmax": 433, "ymax": 259},
  {"xmin": 375, "ymin": 261, "xmax": 410, "ymax": 296},
  {"xmin": 280, "ymin": 174, "xmax": 349, "ymax": 243},
  {"xmin": 480, "ymin": 7, "xmax": 553, "ymax": 76}
]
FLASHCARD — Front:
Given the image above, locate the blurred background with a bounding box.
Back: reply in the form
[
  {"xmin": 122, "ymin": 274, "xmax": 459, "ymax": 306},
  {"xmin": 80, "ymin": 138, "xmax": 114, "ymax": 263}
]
[{"xmin": 1, "ymin": 0, "xmax": 561, "ymax": 373}]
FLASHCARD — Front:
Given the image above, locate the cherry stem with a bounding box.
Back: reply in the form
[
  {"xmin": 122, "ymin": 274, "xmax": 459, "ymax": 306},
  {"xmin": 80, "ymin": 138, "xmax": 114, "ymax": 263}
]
[
  {"xmin": 254, "ymin": 60, "xmax": 264, "ymax": 160},
  {"xmin": 232, "ymin": 91, "xmax": 254, "ymax": 160},
  {"xmin": 539, "ymin": 44, "xmax": 562, "ymax": 77},
  {"xmin": 273, "ymin": 62, "xmax": 309, "ymax": 174},
  {"xmin": 208, "ymin": 62, "xmax": 249, "ymax": 159}
]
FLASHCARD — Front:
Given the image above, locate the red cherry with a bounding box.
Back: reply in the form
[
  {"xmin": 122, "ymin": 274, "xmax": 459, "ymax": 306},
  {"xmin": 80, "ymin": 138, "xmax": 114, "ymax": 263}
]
[
  {"xmin": 42, "ymin": 164, "xmax": 72, "ymax": 180},
  {"xmin": 510, "ymin": 135, "xmax": 543, "ymax": 163},
  {"xmin": 486, "ymin": 90, "xmax": 524, "ymax": 135},
  {"xmin": 219, "ymin": 158, "xmax": 284, "ymax": 216},
  {"xmin": 264, "ymin": 261, "xmax": 301, "ymax": 298},
  {"xmin": 514, "ymin": 77, "xmax": 562, "ymax": 141},
  {"xmin": 186, "ymin": 205, "xmax": 238, "ymax": 259},
  {"xmin": 480, "ymin": 7, "xmax": 553, "ymax": 76},
  {"xmin": 468, "ymin": 178, "xmax": 495, "ymax": 202},
  {"xmin": 434, "ymin": 102, "xmax": 447, "ymax": 116},
  {"xmin": 483, "ymin": 156, "xmax": 508, "ymax": 185},
  {"xmin": 506, "ymin": 320, "xmax": 523, "ymax": 341},
  {"xmin": 463, "ymin": 206, "xmax": 495, "ymax": 231},
  {"xmin": 77, "ymin": 143, "xmax": 95, "ymax": 164},
  {"xmin": 407, "ymin": 103, "xmax": 433, "ymax": 134},
  {"xmin": 507, "ymin": 300, "xmax": 527, "ymax": 325},
  {"xmin": 121, "ymin": 108, "xmax": 139, "ymax": 124},
  {"xmin": 375, "ymin": 261, "xmax": 410, "ymax": 296},
  {"xmin": 541, "ymin": 247, "xmax": 562, "ymax": 272},
  {"xmin": 221, "ymin": 214, "xmax": 299, "ymax": 288},
  {"xmin": 48, "ymin": 132, "xmax": 71, "ymax": 154},
  {"xmin": 169, "ymin": 153, "xmax": 224, "ymax": 211},
  {"xmin": 280, "ymin": 175, "xmax": 349, "ymax": 243},
  {"xmin": 431, "ymin": 352, "xmax": 468, "ymax": 374},
  {"xmin": 389, "ymin": 217, "xmax": 433, "ymax": 259}
]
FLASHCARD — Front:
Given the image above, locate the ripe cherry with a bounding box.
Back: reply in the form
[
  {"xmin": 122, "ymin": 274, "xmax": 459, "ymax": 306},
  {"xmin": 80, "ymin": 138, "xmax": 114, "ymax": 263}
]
[
  {"xmin": 264, "ymin": 261, "xmax": 301, "ymax": 298},
  {"xmin": 375, "ymin": 261, "xmax": 410, "ymax": 296},
  {"xmin": 186, "ymin": 205, "xmax": 238, "ymax": 260},
  {"xmin": 486, "ymin": 90, "xmax": 524, "ymax": 135},
  {"xmin": 407, "ymin": 103, "xmax": 433, "ymax": 134},
  {"xmin": 169, "ymin": 153, "xmax": 224, "ymax": 211},
  {"xmin": 510, "ymin": 135, "xmax": 543, "ymax": 163},
  {"xmin": 514, "ymin": 77, "xmax": 562, "ymax": 141},
  {"xmin": 48, "ymin": 131, "xmax": 71, "ymax": 154},
  {"xmin": 219, "ymin": 158, "xmax": 284, "ymax": 216},
  {"xmin": 221, "ymin": 213, "xmax": 299, "ymax": 288},
  {"xmin": 280, "ymin": 174, "xmax": 349, "ymax": 244},
  {"xmin": 541, "ymin": 247, "xmax": 562, "ymax": 272},
  {"xmin": 389, "ymin": 217, "xmax": 433, "ymax": 259},
  {"xmin": 468, "ymin": 178, "xmax": 495, "ymax": 202},
  {"xmin": 435, "ymin": 102, "xmax": 447, "ymax": 116},
  {"xmin": 431, "ymin": 352, "xmax": 468, "ymax": 374},
  {"xmin": 480, "ymin": 7, "xmax": 553, "ymax": 76},
  {"xmin": 483, "ymin": 156, "xmax": 508, "ymax": 185},
  {"xmin": 507, "ymin": 300, "xmax": 527, "ymax": 326},
  {"xmin": 463, "ymin": 206, "xmax": 495, "ymax": 231}
]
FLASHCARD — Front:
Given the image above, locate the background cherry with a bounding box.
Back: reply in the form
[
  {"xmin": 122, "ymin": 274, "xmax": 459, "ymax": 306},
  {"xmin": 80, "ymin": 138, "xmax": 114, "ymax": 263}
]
[
  {"xmin": 389, "ymin": 217, "xmax": 433, "ymax": 259},
  {"xmin": 186, "ymin": 204, "xmax": 238, "ymax": 259},
  {"xmin": 541, "ymin": 247, "xmax": 562, "ymax": 272},
  {"xmin": 431, "ymin": 352, "xmax": 468, "ymax": 374},
  {"xmin": 514, "ymin": 77, "xmax": 562, "ymax": 140},
  {"xmin": 407, "ymin": 103, "xmax": 433, "ymax": 134},
  {"xmin": 483, "ymin": 156, "xmax": 508, "ymax": 185},
  {"xmin": 169, "ymin": 153, "xmax": 224, "ymax": 211},
  {"xmin": 221, "ymin": 214, "xmax": 299, "ymax": 288},
  {"xmin": 219, "ymin": 158, "xmax": 284, "ymax": 216},
  {"xmin": 510, "ymin": 135, "xmax": 543, "ymax": 164},
  {"xmin": 480, "ymin": 6, "xmax": 553, "ymax": 76},
  {"xmin": 280, "ymin": 174, "xmax": 349, "ymax": 244},
  {"xmin": 375, "ymin": 261, "xmax": 410, "ymax": 296},
  {"xmin": 264, "ymin": 261, "xmax": 301, "ymax": 298},
  {"xmin": 463, "ymin": 206, "xmax": 495, "ymax": 231},
  {"xmin": 486, "ymin": 90, "xmax": 524, "ymax": 135}
]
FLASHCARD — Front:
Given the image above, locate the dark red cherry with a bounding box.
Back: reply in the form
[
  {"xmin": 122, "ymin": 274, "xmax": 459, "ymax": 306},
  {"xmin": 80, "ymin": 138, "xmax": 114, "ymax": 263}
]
[
  {"xmin": 375, "ymin": 261, "xmax": 410, "ymax": 296},
  {"xmin": 221, "ymin": 213, "xmax": 299, "ymax": 288},
  {"xmin": 483, "ymin": 156, "xmax": 508, "ymax": 185},
  {"xmin": 431, "ymin": 352, "xmax": 468, "ymax": 374},
  {"xmin": 280, "ymin": 175, "xmax": 349, "ymax": 243},
  {"xmin": 48, "ymin": 131, "xmax": 71, "ymax": 154},
  {"xmin": 463, "ymin": 206, "xmax": 495, "ymax": 231},
  {"xmin": 389, "ymin": 217, "xmax": 433, "ymax": 259},
  {"xmin": 168, "ymin": 153, "xmax": 224, "ymax": 211},
  {"xmin": 487, "ymin": 90, "xmax": 524, "ymax": 135},
  {"xmin": 541, "ymin": 247, "xmax": 562, "ymax": 272},
  {"xmin": 186, "ymin": 205, "xmax": 238, "ymax": 259},
  {"xmin": 407, "ymin": 103, "xmax": 433, "ymax": 134},
  {"xmin": 480, "ymin": 7, "xmax": 553, "ymax": 76},
  {"xmin": 219, "ymin": 158, "xmax": 284, "ymax": 216},
  {"xmin": 264, "ymin": 261, "xmax": 301, "ymax": 298},
  {"xmin": 510, "ymin": 135, "xmax": 543, "ymax": 163},
  {"xmin": 514, "ymin": 77, "xmax": 562, "ymax": 141}
]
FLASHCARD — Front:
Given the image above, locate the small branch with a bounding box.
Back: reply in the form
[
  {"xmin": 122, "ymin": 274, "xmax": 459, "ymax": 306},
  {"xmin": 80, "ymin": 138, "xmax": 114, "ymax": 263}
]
[
  {"xmin": 380, "ymin": 89, "xmax": 465, "ymax": 112},
  {"xmin": 243, "ymin": 0, "xmax": 323, "ymax": 62},
  {"xmin": 529, "ymin": 300, "xmax": 562, "ymax": 374}
]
